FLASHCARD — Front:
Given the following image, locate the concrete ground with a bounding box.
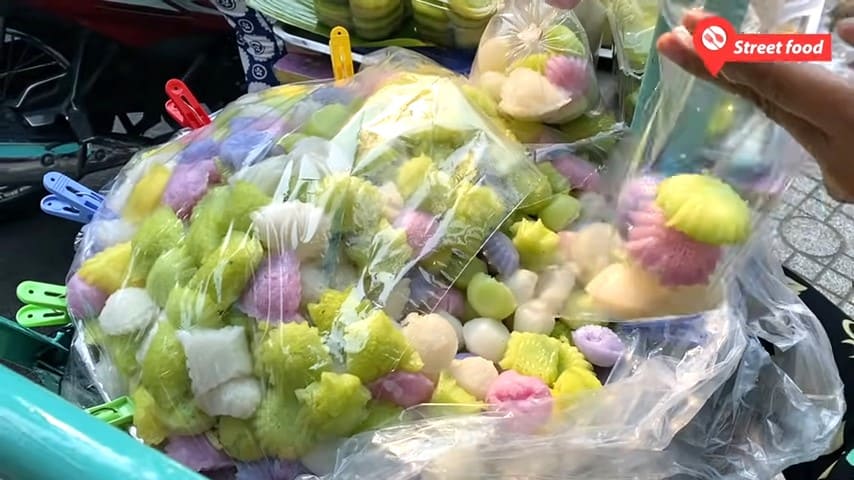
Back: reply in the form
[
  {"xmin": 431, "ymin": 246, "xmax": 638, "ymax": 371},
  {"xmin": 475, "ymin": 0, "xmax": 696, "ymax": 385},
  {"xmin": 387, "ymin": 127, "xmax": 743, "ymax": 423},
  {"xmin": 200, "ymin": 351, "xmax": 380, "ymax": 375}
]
[{"xmin": 772, "ymin": 161, "xmax": 854, "ymax": 314}]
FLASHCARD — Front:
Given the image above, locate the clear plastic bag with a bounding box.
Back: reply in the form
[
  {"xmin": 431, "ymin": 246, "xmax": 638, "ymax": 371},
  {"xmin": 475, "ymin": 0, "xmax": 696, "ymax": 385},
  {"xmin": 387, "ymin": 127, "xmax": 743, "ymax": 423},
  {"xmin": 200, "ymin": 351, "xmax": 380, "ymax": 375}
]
[
  {"xmin": 615, "ymin": 68, "xmax": 642, "ymax": 122},
  {"xmin": 57, "ymin": 238, "xmax": 847, "ymax": 480},
  {"xmin": 65, "ymin": 48, "xmax": 579, "ymax": 478},
  {"xmin": 544, "ymin": 0, "xmax": 609, "ymax": 57},
  {"xmin": 61, "ymin": 45, "xmax": 832, "ymax": 480},
  {"xmin": 298, "ymin": 289, "xmax": 747, "ymax": 478},
  {"xmin": 531, "ymin": 127, "xmax": 628, "ymax": 196},
  {"xmin": 289, "ymin": 232, "xmax": 844, "ymax": 480},
  {"xmin": 493, "ymin": 108, "xmax": 624, "ymax": 145},
  {"xmin": 661, "ymin": 235, "xmax": 845, "ymax": 479},
  {"xmin": 470, "ymin": 0, "xmax": 601, "ymax": 124},
  {"xmin": 572, "ymin": 0, "xmax": 611, "ymax": 53},
  {"xmin": 829, "ymin": 0, "xmax": 854, "ymax": 80},
  {"xmin": 605, "ymin": 0, "xmax": 659, "ymax": 74},
  {"xmin": 581, "ymin": 44, "xmax": 805, "ymax": 320},
  {"xmin": 411, "ymin": 0, "xmax": 501, "ymax": 48}
]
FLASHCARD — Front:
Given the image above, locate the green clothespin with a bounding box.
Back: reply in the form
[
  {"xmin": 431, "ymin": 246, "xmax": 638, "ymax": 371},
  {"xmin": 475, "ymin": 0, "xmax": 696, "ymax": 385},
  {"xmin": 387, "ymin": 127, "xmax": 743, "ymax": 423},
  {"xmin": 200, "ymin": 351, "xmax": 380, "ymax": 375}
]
[
  {"xmin": 16, "ymin": 281, "xmax": 70, "ymax": 328},
  {"xmin": 86, "ymin": 396, "xmax": 135, "ymax": 429}
]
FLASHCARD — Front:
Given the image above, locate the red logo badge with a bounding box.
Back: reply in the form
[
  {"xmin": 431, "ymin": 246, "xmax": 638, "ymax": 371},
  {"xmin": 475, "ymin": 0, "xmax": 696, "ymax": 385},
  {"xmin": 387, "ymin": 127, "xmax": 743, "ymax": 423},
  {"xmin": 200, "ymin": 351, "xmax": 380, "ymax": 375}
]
[{"xmin": 693, "ymin": 16, "xmax": 833, "ymax": 76}]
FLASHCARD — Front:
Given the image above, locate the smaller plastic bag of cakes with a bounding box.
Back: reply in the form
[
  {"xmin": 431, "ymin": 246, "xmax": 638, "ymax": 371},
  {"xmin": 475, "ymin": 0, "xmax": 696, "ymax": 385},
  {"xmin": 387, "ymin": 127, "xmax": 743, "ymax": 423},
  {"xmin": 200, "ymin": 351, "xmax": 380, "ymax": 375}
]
[
  {"xmin": 313, "ymin": 0, "xmax": 408, "ymax": 40},
  {"xmin": 583, "ymin": 56, "xmax": 804, "ymax": 322},
  {"xmin": 411, "ymin": 0, "xmax": 501, "ymax": 48},
  {"xmin": 470, "ymin": 0, "xmax": 601, "ymax": 125}
]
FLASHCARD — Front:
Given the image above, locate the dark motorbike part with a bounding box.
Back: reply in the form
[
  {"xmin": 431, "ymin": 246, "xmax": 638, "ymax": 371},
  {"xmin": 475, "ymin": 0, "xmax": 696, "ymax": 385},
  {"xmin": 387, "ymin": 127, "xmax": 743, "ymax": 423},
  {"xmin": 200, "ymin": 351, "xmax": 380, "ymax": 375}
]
[{"xmin": 0, "ymin": 2, "xmax": 244, "ymax": 218}]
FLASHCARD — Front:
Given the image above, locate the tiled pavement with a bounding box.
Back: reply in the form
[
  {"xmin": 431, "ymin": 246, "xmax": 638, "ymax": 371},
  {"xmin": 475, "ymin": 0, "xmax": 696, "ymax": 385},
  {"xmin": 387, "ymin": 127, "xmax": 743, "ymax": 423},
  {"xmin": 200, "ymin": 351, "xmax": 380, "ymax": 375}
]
[{"xmin": 771, "ymin": 161, "xmax": 854, "ymax": 315}]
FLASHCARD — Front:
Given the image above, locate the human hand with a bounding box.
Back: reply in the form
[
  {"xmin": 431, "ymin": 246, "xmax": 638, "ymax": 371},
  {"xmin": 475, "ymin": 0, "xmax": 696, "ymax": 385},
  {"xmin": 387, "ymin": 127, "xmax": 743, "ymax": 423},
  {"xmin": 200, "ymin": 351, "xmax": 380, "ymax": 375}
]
[{"xmin": 657, "ymin": 12, "xmax": 854, "ymax": 202}]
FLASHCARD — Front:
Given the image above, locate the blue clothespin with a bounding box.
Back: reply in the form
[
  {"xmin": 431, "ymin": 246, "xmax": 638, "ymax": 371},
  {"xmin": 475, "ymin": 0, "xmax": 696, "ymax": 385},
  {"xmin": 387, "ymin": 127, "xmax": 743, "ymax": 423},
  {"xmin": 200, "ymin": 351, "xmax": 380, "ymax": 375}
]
[{"xmin": 40, "ymin": 172, "xmax": 104, "ymax": 223}]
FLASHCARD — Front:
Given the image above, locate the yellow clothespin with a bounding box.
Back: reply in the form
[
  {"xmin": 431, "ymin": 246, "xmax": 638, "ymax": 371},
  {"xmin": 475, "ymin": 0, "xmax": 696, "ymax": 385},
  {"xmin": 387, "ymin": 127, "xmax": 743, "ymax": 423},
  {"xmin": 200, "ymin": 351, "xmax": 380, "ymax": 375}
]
[{"xmin": 329, "ymin": 26, "xmax": 355, "ymax": 82}]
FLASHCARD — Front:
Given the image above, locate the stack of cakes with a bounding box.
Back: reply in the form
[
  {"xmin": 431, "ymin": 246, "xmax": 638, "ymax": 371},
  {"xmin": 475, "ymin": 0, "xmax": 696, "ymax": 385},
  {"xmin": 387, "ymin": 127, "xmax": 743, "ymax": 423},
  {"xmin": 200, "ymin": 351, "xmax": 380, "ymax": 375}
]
[
  {"xmin": 412, "ymin": 0, "xmax": 499, "ymax": 48},
  {"xmin": 314, "ymin": 0, "xmax": 407, "ymax": 40}
]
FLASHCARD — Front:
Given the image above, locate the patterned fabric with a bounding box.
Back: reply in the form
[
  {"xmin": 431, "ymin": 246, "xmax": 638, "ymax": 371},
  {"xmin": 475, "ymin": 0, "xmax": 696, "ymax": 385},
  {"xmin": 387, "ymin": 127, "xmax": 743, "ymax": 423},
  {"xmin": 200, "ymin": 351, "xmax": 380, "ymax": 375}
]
[
  {"xmin": 783, "ymin": 267, "xmax": 853, "ymax": 480},
  {"xmin": 209, "ymin": 0, "xmax": 285, "ymax": 92}
]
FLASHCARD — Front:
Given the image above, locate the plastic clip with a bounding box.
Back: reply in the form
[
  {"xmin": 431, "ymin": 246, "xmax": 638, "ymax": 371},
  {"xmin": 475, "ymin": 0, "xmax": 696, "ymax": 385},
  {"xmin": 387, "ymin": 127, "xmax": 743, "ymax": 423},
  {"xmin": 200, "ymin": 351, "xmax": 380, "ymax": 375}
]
[
  {"xmin": 40, "ymin": 172, "xmax": 103, "ymax": 223},
  {"xmin": 165, "ymin": 78, "xmax": 211, "ymax": 129},
  {"xmin": 329, "ymin": 26, "xmax": 355, "ymax": 83},
  {"xmin": 40, "ymin": 195, "xmax": 91, "ymax": 223},
  {"xmin": 15, "ymin": 281, "xmax": 70, "ymax": 328},
  {"xmin": 86, "ymin": 396, "xmax": 135, "ymax": 429}
]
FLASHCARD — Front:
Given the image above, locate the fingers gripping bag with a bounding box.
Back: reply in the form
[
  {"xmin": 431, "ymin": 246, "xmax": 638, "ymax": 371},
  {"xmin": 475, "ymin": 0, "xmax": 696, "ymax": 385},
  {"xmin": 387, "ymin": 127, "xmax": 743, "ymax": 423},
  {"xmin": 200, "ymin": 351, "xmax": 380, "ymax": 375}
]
[{"xmin": 470, "ymin": 0, "xmax": 601, "ymax": 125}]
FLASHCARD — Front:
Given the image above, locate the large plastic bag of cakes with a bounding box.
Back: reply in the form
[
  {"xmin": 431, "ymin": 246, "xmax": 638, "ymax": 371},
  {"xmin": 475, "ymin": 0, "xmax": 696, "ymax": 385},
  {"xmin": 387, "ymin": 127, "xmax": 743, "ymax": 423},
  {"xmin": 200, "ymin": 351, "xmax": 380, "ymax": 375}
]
[
  {"xmin": 61, "ymin": 48, "xmax": 839, "ymax": 479},
  {"xmin": 470, "ymin": 0, "xmax": 601, "ymax": 125}
]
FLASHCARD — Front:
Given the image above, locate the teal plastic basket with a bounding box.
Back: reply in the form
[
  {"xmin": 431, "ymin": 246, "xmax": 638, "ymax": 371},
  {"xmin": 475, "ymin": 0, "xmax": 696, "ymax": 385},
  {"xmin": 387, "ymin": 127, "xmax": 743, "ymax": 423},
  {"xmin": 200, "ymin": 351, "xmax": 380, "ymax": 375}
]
[
  {"xmin": 0, "ymin": 315, "xmax": 69, "ymax": 393},
  {"xmin": 0, "ymin": 316, "xmax": 202, "ymax": 480}
]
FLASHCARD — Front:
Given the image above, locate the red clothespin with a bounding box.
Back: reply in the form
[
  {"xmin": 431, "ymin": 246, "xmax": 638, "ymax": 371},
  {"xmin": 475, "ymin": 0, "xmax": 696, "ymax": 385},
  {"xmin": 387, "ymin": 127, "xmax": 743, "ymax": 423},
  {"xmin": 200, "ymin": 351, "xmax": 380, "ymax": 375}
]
[{"xmin": 164, "ymin": 78, "xmax": 211, "ymax": 129}]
